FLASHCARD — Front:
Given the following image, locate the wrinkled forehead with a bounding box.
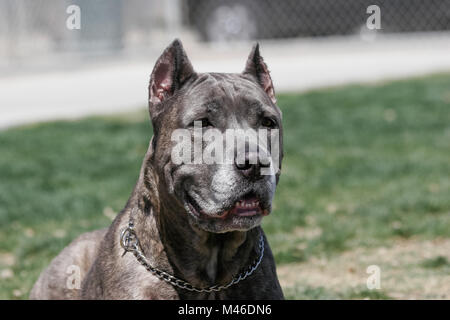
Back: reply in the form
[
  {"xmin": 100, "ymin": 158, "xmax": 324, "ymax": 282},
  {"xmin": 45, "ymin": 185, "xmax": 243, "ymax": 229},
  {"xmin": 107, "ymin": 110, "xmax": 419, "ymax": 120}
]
[{"xmin": 182, "ymin": 73, "xmax": 277, "ymax": 113}]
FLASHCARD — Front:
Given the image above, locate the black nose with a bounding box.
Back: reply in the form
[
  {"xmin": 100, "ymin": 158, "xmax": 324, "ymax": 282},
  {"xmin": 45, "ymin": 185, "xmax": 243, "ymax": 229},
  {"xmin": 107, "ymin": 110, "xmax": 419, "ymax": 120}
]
[{"xmin": 235, "ymin": 152, "xmax": 270, "ymax": 179}]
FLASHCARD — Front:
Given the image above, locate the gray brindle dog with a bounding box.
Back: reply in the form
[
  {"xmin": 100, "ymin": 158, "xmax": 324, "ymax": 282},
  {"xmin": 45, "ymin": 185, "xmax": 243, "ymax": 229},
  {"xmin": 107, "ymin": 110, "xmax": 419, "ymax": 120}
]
[{"xmin": 30, "ymin": 39, "xmax": 284, "ymax": 299}]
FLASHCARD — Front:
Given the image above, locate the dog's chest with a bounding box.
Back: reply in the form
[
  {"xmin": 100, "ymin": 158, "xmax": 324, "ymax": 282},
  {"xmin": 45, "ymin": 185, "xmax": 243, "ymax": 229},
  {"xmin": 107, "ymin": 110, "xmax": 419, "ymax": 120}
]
[{"xmin": 206, "ymin": 246, "xmax": 219, "ymax": 281}]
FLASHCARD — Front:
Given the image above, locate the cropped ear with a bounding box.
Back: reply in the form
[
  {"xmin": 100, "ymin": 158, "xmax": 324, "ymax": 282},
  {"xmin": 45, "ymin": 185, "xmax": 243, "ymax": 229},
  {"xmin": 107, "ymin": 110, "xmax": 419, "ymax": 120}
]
[
  {"xmin": 149, "ymin": 39, "xmax": 195, "ymax": 118},
  {"xmin": 243, "ymin": 43, "xmax": 276, "ymax": 104}
]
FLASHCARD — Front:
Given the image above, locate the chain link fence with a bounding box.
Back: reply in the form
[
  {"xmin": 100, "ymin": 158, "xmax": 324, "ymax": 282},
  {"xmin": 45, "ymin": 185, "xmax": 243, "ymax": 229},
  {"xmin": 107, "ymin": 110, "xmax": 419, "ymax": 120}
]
[
  {"xmin": 185, "ymin": 0, "xmax": 450, "ymax": 41},
  {"xmin": 0, "ymin": 0, "xmax": 172, "ymax": 65},
  {"xmin": 1, "ymin": 0, "xmax": 450, "ymax": 66}
]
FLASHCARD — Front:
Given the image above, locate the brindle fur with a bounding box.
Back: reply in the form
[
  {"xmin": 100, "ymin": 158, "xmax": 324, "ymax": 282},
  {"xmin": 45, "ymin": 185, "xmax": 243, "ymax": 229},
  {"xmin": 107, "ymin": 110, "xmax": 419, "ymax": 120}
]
[{"xmin": 30, "ymin": 40, "xmax": 284, "ymax": 300}]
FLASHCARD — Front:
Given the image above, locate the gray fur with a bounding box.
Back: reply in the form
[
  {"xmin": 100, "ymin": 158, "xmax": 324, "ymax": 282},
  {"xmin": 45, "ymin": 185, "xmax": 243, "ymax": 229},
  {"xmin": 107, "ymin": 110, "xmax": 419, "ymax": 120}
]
[{"xmin": 30, "ymin": 40, "xmax": 284, "ymax": 300}]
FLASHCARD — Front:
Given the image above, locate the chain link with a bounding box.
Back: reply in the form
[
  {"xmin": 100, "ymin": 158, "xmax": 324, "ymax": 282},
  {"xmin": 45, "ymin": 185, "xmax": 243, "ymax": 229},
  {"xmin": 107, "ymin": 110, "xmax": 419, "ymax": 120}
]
[{"xmin": 120, "ymin": 223, "xmax": 265, "ymax": 293}]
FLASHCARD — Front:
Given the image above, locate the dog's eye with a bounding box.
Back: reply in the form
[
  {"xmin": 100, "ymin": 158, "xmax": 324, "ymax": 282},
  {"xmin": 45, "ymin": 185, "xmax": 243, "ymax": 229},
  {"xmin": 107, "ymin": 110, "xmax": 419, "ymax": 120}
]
[
  {"xmin": 201, "ymin": 118, "xmax": 212, "ymax": 128},
  {"xmin": 191, "ymin": 118, "xmax": 213, "ymax": 128},
  {"xmin": 261, "ymin": 117, "xmax": 276, "ymax": 128}
]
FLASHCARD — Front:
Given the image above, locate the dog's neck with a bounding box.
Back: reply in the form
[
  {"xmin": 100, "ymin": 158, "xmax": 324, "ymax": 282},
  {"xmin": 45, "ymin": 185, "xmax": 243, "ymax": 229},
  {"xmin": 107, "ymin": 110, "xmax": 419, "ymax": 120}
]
[
  {"xmin": 157, "ymin": 204, "xmax": 259, "ymax": 287},
  {"xmin": 129, "ymin": 159, "xmax": 260, "ymax": 290}
]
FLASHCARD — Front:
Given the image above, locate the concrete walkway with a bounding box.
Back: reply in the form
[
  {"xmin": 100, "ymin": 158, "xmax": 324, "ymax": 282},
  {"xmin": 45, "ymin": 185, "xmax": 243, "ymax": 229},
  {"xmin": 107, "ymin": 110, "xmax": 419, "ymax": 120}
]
[{"xmin": 1, "ymin": 33, "xmax": 450, "ymax": 129}]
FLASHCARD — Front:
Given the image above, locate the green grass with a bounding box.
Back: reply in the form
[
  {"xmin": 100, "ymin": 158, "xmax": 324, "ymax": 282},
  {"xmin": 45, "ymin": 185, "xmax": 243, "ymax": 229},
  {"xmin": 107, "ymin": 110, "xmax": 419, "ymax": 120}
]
[
  {"xmin": 421, "ymin": 256, "xmax": 450, "ymax": 269},
  {"xmin": 284, "ymin": 286, "xmax": 393, "ymax": 300},
  {"xmin": 1, "ymin": 74, "xmax": 450, "ymax": 299}
]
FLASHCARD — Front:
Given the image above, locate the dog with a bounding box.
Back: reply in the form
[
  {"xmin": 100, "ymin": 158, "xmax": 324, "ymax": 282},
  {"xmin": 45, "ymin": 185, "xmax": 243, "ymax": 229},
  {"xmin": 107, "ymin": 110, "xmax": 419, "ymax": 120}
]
[{"xmin": 30, "ymin": 39, "xmax": 284, "ymax": 299}]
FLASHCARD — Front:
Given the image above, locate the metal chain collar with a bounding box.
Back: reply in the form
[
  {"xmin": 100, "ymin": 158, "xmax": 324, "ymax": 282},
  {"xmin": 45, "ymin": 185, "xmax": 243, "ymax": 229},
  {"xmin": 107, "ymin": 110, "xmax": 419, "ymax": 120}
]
[{"xmin": 119, "ymin": 211, "xmax": 265, "ymax": 293}]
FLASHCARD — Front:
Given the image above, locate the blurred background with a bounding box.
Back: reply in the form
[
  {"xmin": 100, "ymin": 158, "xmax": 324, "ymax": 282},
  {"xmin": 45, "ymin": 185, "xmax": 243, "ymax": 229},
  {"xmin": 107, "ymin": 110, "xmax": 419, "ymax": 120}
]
[
  {"xmin": 2, "ymin": 0, "xmax": 450, "ymax": 127},
  {"xmin": 0, "ymin": 0, "xmax": 449, "ymax": 299}
]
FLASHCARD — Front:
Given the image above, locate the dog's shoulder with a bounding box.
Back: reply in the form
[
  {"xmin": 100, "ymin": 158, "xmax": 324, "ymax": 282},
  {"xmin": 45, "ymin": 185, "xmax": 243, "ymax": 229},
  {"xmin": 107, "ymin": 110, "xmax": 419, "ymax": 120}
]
[
  {"xmin": 29, "ymin": 228, "xmax": 107, "ymax": 300},
  {"xmin": 80, "ymin": 210, "xmax": 179, "ymax": 300}
]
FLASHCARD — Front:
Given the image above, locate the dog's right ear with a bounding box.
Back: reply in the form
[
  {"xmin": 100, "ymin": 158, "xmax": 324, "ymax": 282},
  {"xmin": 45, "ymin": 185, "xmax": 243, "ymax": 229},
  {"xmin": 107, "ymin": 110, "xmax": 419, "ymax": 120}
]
[
  {"xmin": 148, "ymin": 39, "xmax": 195, "ymax": 119},
  {"xmin": 243, "ymin": 43, "xmax": 276, "ymax": 104}
]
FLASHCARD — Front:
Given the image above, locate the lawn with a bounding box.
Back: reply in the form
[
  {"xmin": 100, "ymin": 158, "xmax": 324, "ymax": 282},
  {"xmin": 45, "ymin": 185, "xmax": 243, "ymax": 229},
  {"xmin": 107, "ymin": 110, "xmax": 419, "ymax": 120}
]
[{"xmin": 0, "ymin": 74, "xmax": 449, "ymax": 299}]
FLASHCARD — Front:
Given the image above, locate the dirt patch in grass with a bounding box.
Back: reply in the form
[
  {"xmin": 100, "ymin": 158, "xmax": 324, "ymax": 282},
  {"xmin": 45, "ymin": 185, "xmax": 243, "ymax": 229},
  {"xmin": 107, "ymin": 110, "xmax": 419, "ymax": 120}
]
[{"xmin": 278, "ymin": 237, "xmax": 450, "ymax": 299}]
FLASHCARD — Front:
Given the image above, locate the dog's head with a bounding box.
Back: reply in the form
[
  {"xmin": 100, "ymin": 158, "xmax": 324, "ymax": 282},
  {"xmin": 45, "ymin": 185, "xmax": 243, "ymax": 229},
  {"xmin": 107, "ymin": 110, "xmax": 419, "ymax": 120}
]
[{"xmin": 147, "ymin": 39, "xmax": 283, "ymax": 233}]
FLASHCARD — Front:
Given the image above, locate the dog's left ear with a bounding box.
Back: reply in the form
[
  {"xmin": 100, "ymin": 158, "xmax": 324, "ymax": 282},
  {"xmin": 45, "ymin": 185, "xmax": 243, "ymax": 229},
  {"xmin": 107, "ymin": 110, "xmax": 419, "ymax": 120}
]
[
  {"xmin": 149, "ymin": 39, "xmax": 196, "ymax": 118},
  {"xmin": 243, "ymin": 43, "xmax": 276, "ymax": 104}
]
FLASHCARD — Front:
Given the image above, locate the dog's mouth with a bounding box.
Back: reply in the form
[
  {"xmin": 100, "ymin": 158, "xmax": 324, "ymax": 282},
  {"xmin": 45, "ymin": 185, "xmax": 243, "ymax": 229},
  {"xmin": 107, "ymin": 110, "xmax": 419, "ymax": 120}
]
[{"xmin": 185, "ymin": 192, "xmax": 269, "ymax": 220}]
